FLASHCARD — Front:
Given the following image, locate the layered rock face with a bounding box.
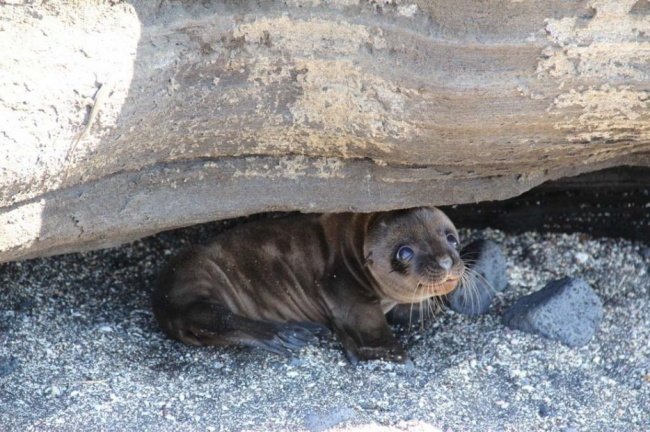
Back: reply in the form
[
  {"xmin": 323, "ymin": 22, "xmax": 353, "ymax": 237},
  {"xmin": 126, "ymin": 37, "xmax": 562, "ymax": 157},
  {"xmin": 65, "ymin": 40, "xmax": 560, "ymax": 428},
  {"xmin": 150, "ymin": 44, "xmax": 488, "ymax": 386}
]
[{"xmin": 1, "ymin": 0, "xmax": 649, "ymax": 262}]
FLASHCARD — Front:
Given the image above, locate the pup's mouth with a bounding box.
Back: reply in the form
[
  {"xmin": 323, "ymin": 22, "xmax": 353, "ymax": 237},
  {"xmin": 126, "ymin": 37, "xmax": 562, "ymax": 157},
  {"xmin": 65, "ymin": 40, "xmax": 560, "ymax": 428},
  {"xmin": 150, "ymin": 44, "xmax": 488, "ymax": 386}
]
[
  {"xmin": 389, "ymin": 276, "xmax": 462, "ymax": 304},
  {"xmin": 419, "ymin": 276, "xmax": 460, "ymax": 296}
]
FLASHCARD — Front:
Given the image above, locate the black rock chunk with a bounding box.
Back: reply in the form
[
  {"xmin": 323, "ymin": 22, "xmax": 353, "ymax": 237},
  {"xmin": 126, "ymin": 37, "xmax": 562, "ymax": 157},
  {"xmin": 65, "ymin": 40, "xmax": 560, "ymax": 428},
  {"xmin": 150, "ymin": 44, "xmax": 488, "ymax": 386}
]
[
  {"xmin": 446, "ymin": 239, "xmax": 507, "ymax": 315},
  {"xmin": 502, "ymin": 277, "xmax": 603, "ymax": 347}
]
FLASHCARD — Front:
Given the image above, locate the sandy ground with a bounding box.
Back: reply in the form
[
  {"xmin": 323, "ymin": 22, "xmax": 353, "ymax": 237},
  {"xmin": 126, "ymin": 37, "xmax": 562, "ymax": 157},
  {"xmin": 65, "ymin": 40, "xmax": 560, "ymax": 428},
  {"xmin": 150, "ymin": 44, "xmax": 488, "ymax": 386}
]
[{"xmin": 1, "ymin": 217, "xmax": 649, "ymax": 432}]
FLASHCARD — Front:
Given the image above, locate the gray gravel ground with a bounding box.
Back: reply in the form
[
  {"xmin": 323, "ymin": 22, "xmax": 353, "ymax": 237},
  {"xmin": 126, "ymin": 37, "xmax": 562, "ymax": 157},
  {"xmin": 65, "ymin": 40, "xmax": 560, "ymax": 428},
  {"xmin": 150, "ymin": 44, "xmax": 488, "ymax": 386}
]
[{"xmin": 1, "ymin": 217, "xmax": 649, "ymax": 432}]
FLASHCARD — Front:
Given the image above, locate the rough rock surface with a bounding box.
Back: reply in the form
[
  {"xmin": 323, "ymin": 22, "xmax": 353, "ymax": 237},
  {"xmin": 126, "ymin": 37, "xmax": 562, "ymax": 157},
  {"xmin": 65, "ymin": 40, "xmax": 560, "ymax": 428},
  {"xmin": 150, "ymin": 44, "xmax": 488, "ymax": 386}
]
[
  {"xmin": 446, "ymin": 239, "xmax": 507, "ymax": 315},
  {"xmin": 1, "ymin": 0, "xmax": 650, "ymax": 262},
  {"xmin": 503, "ymin": 277, "xmax": 604, "ymax": 347}
]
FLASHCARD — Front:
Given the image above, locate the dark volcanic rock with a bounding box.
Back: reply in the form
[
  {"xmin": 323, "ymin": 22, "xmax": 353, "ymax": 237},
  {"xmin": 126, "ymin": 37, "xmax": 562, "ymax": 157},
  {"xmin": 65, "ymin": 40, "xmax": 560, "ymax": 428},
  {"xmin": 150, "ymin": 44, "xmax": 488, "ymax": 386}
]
[
  {"xmin": 446, "ymin": 239, "xmax": 508, "ymax": 315},
  {"xmin": 503, "ymin": 277, "xmax": 603, "ymax": 347}
]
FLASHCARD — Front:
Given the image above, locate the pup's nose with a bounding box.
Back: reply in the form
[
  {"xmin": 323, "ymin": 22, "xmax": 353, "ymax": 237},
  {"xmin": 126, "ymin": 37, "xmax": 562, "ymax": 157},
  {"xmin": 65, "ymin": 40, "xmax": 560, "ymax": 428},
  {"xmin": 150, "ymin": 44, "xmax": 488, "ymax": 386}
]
[{"xmin": 436, "ymin": 255, "xmax": 453, "ymax": 271}]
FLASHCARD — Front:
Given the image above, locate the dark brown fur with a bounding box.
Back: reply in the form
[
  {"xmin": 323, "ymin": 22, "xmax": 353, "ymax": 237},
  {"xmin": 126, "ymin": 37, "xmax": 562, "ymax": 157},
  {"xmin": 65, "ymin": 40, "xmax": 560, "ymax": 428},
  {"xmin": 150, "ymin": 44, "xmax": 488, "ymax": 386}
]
[{"xmin": 152, "ymin": 207, "xmax": 464, "ymax": 363}]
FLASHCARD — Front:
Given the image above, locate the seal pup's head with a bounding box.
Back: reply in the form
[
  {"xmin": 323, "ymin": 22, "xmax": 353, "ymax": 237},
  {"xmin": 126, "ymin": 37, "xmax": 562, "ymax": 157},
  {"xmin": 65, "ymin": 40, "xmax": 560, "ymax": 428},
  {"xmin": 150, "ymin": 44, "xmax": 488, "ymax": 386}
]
[{"xmin": 363, "ymin": 207, "xmax": 464, "ymax": 304}]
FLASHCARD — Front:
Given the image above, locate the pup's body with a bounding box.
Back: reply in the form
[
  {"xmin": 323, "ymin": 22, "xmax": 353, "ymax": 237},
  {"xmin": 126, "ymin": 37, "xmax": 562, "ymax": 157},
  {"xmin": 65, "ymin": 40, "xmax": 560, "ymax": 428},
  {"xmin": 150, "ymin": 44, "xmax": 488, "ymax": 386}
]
[{"xmin": 152, "ymin": 208, "xmax": 464, "ymax": 363}]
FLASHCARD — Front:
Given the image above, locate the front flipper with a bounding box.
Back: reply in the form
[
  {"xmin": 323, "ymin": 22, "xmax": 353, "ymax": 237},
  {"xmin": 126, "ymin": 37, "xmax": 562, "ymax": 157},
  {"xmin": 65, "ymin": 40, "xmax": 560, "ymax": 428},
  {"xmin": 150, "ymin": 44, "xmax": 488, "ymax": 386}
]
[
  {"xmin": 334, "ymin": 316, "xmax": 409, "ymax": 364},
  {"xmin": 323, "ymin": 274, "xmax": 410, "ymax": 364}
]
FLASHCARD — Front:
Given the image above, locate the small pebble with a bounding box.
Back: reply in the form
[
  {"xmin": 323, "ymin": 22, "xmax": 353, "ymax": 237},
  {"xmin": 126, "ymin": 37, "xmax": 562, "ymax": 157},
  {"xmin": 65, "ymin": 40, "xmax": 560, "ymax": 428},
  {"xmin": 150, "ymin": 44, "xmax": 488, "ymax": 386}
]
[
  {"xmin": 537, "ymin": 402, "xmax": 554, "ymax": 417},
  {"xmin": 303, "ymin": 408, "xmax": 356, "ymax": 432},
  {"xmin": 0, "ymin": 356, "xmax": 18, "ymax": 378},
  {"xmin": 640, "ymin": 247, "xmax": 650, "ymax": 260},
  {"xmin": 574, "ymin": 252, "xmax": 589, "ymax": 264}
]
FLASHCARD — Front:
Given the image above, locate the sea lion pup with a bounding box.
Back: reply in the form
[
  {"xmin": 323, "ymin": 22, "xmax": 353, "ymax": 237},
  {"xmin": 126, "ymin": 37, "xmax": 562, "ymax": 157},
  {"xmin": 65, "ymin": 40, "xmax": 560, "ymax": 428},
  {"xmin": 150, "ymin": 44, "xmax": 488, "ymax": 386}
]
[{"xmin": 152, "ymin": 207, "xmax": 464, "ymax": 363}]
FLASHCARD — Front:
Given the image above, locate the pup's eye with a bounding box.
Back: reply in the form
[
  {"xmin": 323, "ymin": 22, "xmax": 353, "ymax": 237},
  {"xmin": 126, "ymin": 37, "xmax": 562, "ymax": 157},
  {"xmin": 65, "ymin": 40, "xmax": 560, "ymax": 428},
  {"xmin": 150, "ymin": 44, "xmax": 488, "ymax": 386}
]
[
  {"xmin": 396, "ymin": 246, "xmax": 414, "ymax": 262},
  {"xmin": 446, "ymin": 233, "xmax": 459, "ymax": 249}
]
